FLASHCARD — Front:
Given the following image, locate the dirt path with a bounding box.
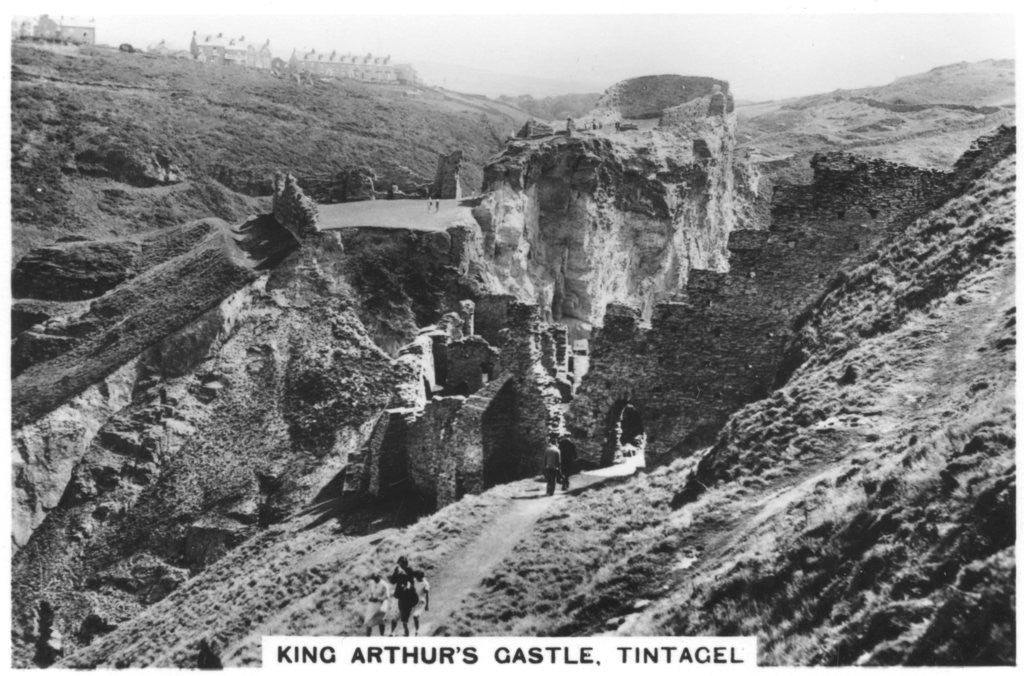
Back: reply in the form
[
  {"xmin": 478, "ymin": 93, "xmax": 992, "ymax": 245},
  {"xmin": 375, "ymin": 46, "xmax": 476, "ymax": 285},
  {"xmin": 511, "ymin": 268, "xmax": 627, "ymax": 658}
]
[{"xmin": 418, "ymin": 462, "xmax": 640, "ymax": 636}]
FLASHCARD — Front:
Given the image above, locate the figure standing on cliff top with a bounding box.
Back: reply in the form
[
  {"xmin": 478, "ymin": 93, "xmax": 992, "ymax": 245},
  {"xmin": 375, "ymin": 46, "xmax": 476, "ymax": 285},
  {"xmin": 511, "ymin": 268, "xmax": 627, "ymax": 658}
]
[{"xmin": 566, "ymin": 116, "xmax": 576, "ymax": 137}]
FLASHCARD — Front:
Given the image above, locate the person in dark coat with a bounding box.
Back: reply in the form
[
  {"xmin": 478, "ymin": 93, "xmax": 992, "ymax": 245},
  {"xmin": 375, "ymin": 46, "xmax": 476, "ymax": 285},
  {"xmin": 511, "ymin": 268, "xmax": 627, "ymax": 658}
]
[
  {"xmin": 544, "ymin": 443, "xmax": 562, "ymax": 496},
  {"xmin": 388, "ymin": 556, "xmax": 420, "ymax": 636}
]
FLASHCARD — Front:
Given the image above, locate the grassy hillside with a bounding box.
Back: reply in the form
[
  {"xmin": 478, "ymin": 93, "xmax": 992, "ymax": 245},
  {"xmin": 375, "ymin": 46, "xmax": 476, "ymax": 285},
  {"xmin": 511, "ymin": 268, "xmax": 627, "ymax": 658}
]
[
  {"xmin": 496, "ymin": 92, "xmax": 603, "ymax": 121},
  {"xmin": 10, "ymin": 44, "xmax": 528, "ymax": 258},
  {"xmin": 737, "ymin": 59, "xmax": 1014, "ymax": 176}
]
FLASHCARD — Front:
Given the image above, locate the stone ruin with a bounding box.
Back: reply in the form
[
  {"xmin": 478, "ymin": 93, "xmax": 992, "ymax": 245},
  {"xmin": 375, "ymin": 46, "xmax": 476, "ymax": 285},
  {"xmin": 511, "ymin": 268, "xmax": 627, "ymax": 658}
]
[
  {"xmin": 516, "ymin": 119, "xmax": 555, "ymax": 139},
  {"xmin": 432, "ymin": 150, "xmax": 464, "ymax": 200},
  {"xmin": 342, "ymin": 297, "xmax": 583, "ymax": 509}
]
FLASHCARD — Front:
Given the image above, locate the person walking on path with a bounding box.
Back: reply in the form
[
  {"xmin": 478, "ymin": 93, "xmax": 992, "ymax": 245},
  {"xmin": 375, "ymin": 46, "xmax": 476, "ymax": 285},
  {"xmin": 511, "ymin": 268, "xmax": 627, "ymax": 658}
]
[
  {"xmin": 411, "ymin": 570, "xmax": 430, "ymax": 635},
  {"xmin": 388, "ymin": 556, "xmax": 420, "ymax": 637},
  {"xmin": 362, "ymin": 572, "xmax": 390, "ymax": 637},
  {"xmin": 544, "ymin": 442, "xmax": 562, "ymax": 496}
]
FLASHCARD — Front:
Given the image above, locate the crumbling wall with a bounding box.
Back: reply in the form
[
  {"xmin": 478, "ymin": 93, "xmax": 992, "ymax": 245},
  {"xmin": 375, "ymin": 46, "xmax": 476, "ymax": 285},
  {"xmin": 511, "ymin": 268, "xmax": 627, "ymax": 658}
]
[
  {"xmin": 405, "ymin": 397, "xmax": 465, "ymax": 506},
  {"xmin": 351, "ymin": 297, "xmax": 570, "ymax": 509},
  {"xmin": 474, "ymin": 294, "xmax": 515, "ymax": 345},
  {"xmin": 445, "ymin": 337, "xmax": 501, "ymax": 395},
  {"xmin": 272, "ymin": 173, "xmax": 319, "ymax": 239},
  {"xmin": 432, "ymin": 150, "xmax": 464, "ymax": 200}
]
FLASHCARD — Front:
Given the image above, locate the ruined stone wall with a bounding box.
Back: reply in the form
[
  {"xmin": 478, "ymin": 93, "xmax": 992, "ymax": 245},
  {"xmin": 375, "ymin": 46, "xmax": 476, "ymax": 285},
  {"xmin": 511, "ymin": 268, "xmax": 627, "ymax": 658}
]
[
  {"xmin": 474, "ymin": 294, "xmax": 515, "ymax": 345},
  {"xmin": 405, "ymin": 397, "xmax": 465, "ymax": 507},
  {"xmin": 432, "ymin": 150, "xmax": 464, "ymax": 200},
  {"xmin": 502, "ymin": 303, "xmax": 567, "ymax": 475},
  {"xmin": 440, "ymin": 374, "xmax": 513, "ymax": 505},
  {"xmin": 445, "ymin": 337, "xmax": 501, "ymax": 395},
  {"xmin": 272, "ymin": 173, "xmax": 319, "ymax": 239},
  {"xmin": 569, "ymin": 151, "xmax": 965, "ymax": 465},
  {"xmin": 358, "ymin": 298, "xmax": 568, "ymax": 509}
]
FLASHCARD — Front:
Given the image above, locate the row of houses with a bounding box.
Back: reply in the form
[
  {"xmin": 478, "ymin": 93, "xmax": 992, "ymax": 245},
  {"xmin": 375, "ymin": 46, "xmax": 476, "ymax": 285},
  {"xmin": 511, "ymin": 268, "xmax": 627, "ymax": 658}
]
[
  {"xmin": 11, "ymin": 17, "xmax": 420, "ymax": 86},
  {"xmin": 11, "ymin": 14, "xmax": 95, "ymax": 44},
  {"xmin": 288, "ymin": 48, "xmax": 419, "ymax": 84},
  {"xmin": 189, "ymin": 32, "xmax": 419, "ymax": 84},
  {"xmin": 189, "ymin": 32, "xmax": 274, "ymax": 69}
]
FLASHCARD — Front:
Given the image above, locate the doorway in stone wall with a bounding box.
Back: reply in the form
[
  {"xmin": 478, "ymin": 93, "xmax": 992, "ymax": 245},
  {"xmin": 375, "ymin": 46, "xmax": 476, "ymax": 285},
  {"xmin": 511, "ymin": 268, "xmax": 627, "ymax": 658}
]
[
  {"xmin": 481, "ymin": 378, "xmax": 520, "ymax": 486},
  {"xmin": 605, "ymin": 399, "xmax": 647, "ymax": 467}
]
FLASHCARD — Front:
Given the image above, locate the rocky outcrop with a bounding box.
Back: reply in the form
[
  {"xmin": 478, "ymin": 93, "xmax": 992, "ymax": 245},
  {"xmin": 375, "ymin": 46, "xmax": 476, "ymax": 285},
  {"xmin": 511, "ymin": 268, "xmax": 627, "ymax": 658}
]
[
  {"xmin": 272, "ymin": 173, "xmax": 319, "ymax": 240},
  {"xmin": 12, "ymin": 220, "xmax": 218, "ymax": 302},
  {"xmin": 12, "ymin": 212, "xmax": 400, "ymax": 664},
  {"xmin": 319, "ymin": 166, "xmax": 378, "ymax": 203},
  {"xmin": 468, "ymin": 75, "xmax": 763, "ymax": 337},
  {"xmin": 12, "ymin": 358, "xmax": 140, "ymax": 549},
  {"xmin": 72, "ymin": 143, "xmax": 187, "ymax": 186}
]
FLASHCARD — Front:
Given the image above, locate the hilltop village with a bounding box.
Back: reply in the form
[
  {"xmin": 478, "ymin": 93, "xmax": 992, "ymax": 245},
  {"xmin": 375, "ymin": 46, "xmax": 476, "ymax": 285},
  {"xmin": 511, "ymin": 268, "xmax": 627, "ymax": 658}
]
[{"xmin": 11, "ymin": 15, "xmax": 420, "ymax": 84}]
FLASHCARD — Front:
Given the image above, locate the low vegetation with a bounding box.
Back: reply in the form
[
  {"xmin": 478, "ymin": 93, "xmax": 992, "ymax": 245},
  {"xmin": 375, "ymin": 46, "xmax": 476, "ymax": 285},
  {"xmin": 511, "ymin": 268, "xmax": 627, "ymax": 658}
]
[{"xmin": 11, "ymin": 44, "xmax": 528, "ymax": 257}]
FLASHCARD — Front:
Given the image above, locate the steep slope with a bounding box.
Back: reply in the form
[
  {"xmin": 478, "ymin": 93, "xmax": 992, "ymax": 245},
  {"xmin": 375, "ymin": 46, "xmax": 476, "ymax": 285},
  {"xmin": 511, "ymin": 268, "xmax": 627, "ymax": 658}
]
[
  {"xmin": 738, "ymin": 59, "xmax": 1014, "ymax": 176},
  {"xmin": 9, "ymin": 181, "xmax": 406, "ymax": 666},
  {"xmin": 10, "ymin": 44, "xmax": 528, "ymax": 258}
]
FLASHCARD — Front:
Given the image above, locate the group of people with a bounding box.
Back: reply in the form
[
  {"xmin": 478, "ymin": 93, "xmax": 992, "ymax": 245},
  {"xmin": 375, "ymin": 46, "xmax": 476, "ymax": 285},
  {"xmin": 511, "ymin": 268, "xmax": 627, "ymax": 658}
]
[
  {"xmin": 565, "ymin": 116, "xmax": 605, "ymax": 137},
  {"xmin": 426, "ymin": 196, "xmax": 442, "ymax": 212},
  {"xmin": 363, "ymin": 556, "xmax": 431, "ymax": 637}
]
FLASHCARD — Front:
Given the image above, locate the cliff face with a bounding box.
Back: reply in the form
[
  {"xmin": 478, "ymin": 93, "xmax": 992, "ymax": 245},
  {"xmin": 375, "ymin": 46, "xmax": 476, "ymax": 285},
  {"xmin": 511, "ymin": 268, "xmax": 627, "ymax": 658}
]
[
  {"xmin": 10, "ymin": 180, "xmax": 402, "ymax": 666},
  {"xmin": 470, "ymin": 76, "xmax": 763, "ymax": 335}
]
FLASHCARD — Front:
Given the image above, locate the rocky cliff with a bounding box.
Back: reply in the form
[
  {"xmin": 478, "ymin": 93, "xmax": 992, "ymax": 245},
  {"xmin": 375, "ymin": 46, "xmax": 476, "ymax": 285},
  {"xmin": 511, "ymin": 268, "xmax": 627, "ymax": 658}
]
[
  {"xmin": 469, "ymin": 74, "xmax": 764, "ymax": 337},
  {"xmin": 10, "ymin": 179, "xmax": 403, "ymax": 666}
]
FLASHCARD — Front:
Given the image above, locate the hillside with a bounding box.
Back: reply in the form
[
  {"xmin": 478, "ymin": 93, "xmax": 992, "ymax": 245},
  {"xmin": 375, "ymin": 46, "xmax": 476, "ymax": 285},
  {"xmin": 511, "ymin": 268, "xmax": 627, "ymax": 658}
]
[
  {"xmin": 495, "ymin": 92, "xmax": 603, "ymax": 122},
  {"xmin": 737, "ymin": 59, "xmax": 1014, "ymax": 177},
  {"xmin": 56, "ymin": 140, "xmax": 1014, "ymax": 667},
  {"xmin": 10, "ymin": 44, "xmax": 528, "ymax": 258}
]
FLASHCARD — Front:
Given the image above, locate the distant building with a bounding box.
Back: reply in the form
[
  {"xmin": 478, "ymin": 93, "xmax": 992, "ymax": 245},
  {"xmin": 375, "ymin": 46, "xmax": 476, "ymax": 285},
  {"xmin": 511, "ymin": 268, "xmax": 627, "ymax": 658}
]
[
  {"xmin": 190, "ymin": 32, "xmax": 272, "ymax": 69},
  {"xmin": 289, "ymin": 48, "xmax": 419, "ymax": 84},
  {"xmin": 247, "ymin": 39, "xmax": 273, "ymax": 69},
  {"xmin": 11, "ymin": 16, "xmax": 35, "ymax": 39},
  {"xmin": 33, "ymin": 14, "xmax": 59, "ymax": 40},
  {"xmin": 58, "ymin": 16, "xmax": 95, "ymax": 44},
  {"xmin": 191, "ymin": 32, "xmax": 228, "ymax": 63}
]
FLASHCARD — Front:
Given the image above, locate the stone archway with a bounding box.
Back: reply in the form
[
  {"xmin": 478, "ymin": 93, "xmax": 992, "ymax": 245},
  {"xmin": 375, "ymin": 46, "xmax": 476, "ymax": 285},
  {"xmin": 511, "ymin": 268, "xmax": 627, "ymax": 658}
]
[{"xmin": 605, "ymin": 399, "xmax": 647, "ymax": 465}]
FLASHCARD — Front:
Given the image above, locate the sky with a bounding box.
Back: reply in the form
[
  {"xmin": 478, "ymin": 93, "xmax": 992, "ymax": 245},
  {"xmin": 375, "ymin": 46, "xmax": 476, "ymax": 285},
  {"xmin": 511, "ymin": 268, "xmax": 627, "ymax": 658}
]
[{"xmin": 7, "ymin": 5, "xmax": 1019, "ymax": 101}]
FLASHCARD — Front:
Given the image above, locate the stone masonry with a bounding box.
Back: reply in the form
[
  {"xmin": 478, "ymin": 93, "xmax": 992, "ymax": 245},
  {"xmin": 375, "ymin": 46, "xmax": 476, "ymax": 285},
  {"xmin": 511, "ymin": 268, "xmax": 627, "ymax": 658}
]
[{"xmin": 342, "ymin": 298, "xmax": 575, "ymax": 509}]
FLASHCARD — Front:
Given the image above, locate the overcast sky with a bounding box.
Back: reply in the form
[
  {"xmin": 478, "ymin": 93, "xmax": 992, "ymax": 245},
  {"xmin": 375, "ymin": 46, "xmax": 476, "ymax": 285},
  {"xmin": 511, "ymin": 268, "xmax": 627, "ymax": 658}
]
[{"xmin": 9, "ymin": 6, "xmax": 1017, "ymax": 100}]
